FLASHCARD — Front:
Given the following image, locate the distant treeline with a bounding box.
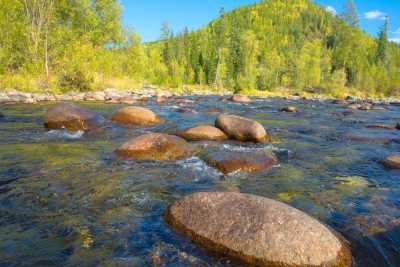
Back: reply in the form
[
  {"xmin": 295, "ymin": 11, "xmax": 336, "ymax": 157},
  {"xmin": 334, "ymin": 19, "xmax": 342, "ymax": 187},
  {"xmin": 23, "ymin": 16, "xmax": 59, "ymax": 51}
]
[{"xmin": 1, "ymin": 0, "xmax": 399, "ymax": 97}]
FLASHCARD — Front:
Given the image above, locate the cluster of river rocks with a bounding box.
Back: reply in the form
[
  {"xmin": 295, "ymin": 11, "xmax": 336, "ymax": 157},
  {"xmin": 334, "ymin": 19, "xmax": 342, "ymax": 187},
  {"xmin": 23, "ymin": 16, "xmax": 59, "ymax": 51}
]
[
  {"xmin": 37, "ymin": 97, "xmax": 356, "ymax": 266},
  {"xmin": 4, "ymin": 90, "xmax": 400, "ymax": 266}
]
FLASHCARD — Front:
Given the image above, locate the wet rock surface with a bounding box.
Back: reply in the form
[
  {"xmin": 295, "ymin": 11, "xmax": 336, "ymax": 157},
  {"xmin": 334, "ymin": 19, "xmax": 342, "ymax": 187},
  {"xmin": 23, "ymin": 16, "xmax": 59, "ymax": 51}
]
[
  {"xmin": 177, "ymin": 125, "xmax": 227, "ymax": 141},
  {"xmin": 115, "ymin": 133, "xmax": 194, "ymax": 161},
  {"xmin": 201, "ymin": 149, "xmax": 277, "ymax": 174},
  {"xmin": 215, "ymin": 114, "xmax": 268, "ymax": 143},
  {"xmin": 43, "ymin": 103, "xmax": 105, "ymax": 131},
  {"xmin": 164, "ymin": 192, "xmax": 352, "ymax": 267},
  {"xmin": 280, "ymin": 106, "xmax": 297, "ymax": 113},
  {"xmin": 380, "ymin": 155, "xmax": 400, "ymax": 169},
  {"xmin": 229, "ymin": 94, "xmax": 251, "ymax": 103},
  {"xmin": 111, "ymin": 106, "xmax": 161, "ymax": 126}
]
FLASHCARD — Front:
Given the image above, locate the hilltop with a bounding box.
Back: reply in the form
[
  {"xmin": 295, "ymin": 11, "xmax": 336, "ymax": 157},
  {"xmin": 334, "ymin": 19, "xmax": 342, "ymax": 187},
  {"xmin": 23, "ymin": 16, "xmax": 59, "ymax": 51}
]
[{"xmin": 146, "ymin": 0, "xmax": 400, "ymax": 97}]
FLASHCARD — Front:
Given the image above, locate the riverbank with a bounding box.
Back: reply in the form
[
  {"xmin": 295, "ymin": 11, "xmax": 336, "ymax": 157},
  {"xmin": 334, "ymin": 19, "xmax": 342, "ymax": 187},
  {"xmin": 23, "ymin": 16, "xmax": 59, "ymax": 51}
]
[{"xmin": 1, "ymin": 86, "xmax": 400, "ymax": 105}]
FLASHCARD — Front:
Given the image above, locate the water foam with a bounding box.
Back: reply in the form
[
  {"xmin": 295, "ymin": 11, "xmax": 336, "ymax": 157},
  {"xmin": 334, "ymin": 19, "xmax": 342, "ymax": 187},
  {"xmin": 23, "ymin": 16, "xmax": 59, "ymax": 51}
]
[{"xmin": 46, "ymin": 129, "xmax": 84, "ymax": 140}]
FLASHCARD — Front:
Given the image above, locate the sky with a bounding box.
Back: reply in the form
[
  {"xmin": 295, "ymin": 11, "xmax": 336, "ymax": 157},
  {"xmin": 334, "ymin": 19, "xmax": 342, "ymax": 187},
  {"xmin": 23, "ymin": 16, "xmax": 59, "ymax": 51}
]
[{"xmin": 120, "ymin": 0, "xmax": 400, "ymax": 44}]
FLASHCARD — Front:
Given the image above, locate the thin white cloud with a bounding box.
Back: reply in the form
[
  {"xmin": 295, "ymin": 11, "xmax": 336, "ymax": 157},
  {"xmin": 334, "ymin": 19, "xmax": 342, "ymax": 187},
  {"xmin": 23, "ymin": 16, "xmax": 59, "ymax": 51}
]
[
  {"xmin": 390, "ymin": 28, "xmax": 400, "ymax": 44},
  {"xmin": 325, "ymin": 6, "xmax": 337, "ymax": 16},
  {"xmin": 364, "ymin": 10, "xmax": 386, "ymax": 20},
  {"xmin": 389, "ymin": 38, "xmax": 400, "ymax": 44}
]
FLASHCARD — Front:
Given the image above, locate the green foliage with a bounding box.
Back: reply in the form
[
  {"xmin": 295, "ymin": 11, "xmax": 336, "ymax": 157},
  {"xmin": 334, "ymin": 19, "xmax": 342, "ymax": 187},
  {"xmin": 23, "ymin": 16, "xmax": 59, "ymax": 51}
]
[
  {"xmin": 0, "ymin": 0, "xmax": 400, "ymax": 97},
  {"xmin": 376, "ymin": 19, "xmax": 389, "ymax": 64}
]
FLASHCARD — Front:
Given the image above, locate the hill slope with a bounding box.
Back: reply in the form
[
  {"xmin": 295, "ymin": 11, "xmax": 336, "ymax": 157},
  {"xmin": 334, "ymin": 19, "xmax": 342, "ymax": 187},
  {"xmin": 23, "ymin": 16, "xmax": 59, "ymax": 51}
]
[{"xmin": 146, "ymin": 0, "xmax": 400, "ymax": 96}]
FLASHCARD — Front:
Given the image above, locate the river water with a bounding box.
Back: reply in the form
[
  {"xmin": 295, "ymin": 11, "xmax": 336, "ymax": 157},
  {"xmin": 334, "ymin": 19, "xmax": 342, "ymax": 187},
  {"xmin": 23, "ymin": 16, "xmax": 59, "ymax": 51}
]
[{"xmin": 0, "ymin": 96, "xmax": 400, "ymax": 266}]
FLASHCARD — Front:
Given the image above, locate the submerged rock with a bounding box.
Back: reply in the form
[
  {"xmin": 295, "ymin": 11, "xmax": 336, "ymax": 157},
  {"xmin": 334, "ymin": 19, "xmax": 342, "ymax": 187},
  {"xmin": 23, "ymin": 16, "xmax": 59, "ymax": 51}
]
[
  {"xmin": 204, "ymin": 107, "xmax": 222, "ymax": 113},
  {"xmin": 43, "ymin": 103, "xmax": 105, "ymax": 132},
  {"xmin": 164, "ymin": 192, "xmax": 352, "ymax": 267},
  {"xmin": 215, "ymin": 114, "xmax": 268, "ymax": 143},
  {"xmin": 366, "ymin": 124, "xmax": 396, "ymax": 130},
  {"xmin": 229, "ymin": 94, "xmax": 251, "ymax": 103},
  {"xmin": 380, "ymin": 155, "xmax": 400, "ymax": 169},
  {"xmin": 201, "ymin": 149, "xmax": 277, "ymax": 174},
  {"xmin": 0, "ymin": 112, "xmax": 4, "ymax": 118},
  {"xmin": 347, "ymin": 134, "xmax": 400, "ymax": 143},
  {"xmin": 177, "ymin": 125, "xmax": 227, "ymax": 141},
  {"xmin": 115, "ymin": 133, "xmax": 194, "ymax": 161},
  {"xmin": 111, "ymin": 106, "xmax": 161, "ymax": 126}
]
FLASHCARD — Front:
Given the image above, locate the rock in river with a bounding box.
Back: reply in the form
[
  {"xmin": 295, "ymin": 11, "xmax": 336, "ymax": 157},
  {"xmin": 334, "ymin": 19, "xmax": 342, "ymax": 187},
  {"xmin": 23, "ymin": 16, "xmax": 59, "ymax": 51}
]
[
  {"xmin": 215, "ymin": 114, "xmax": 268, "ymax": 143},
  {"xmin": 43, "ymin": 103, "xmax": 105, "ymax": 132},
  {"xmin": 380, "ymin": 155, "xmax": 400, "ymax": 169},
  {"xmin": 177, "ymin": 125, "xmax": 227, "ymax": 141},
  {"xmin": 115, "ymin": 133, "xmax": 194, "ymax": 161},
  {"xmin": 164, "ymin": 192, "xmax": 352, "ymax": 267},
  {"xmin": 280, "ymin": 106, "xmax": 297, "ymax": 113},
  {"xmin": 229, "ymin": 94, "xmax": 251, "ymax": 103},
  {"xmin": 201, "ymin": 149, "xmax": 277, "ymax": 174},
  {"xmin": 112, "ymin": 106, "xmax": 161, "ymax": 126}
]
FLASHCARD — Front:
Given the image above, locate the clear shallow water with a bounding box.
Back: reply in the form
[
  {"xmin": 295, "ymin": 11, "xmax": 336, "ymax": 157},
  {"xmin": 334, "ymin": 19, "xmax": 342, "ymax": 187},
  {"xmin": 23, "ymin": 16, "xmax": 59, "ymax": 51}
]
[{"xmin": 0, "ymin": 97, "xmax": 400, "ymax": 266}]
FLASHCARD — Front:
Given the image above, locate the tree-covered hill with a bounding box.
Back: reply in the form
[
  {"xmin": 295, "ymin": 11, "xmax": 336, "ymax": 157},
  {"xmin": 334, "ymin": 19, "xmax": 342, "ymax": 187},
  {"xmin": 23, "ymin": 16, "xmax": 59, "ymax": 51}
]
[
  {"xmin": 149, "ymin": 0, "xmax": 400, "ymax": 96},
  {"xmin": 1, "ymin": 0, "xmax": 399, "ymax": 97}
]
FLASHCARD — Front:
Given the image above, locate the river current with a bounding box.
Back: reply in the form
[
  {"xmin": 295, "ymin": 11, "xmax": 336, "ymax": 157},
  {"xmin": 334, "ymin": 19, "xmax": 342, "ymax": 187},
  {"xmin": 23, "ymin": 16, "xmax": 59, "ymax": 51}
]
[{"xmin": 1, "ymin": 96, "xmax": 400, "ymax": 266}]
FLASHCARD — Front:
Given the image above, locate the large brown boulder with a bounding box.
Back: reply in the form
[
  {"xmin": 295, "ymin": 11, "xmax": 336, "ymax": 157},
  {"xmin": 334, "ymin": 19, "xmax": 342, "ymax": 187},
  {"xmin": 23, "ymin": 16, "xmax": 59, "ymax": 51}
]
[
  {"xmin": 43, "ymin": 103, "xmax": 105, "ymax": 132},
  {"xmin": 380, "ymin": 155, "xmax": 400, "ymax": 169},
  {"xmin": 215, "ymin": 114, "xmax": 268, "ymax": 143},
  {"xmin": 177, "ymin": 125, "xmax": 227, "ymax": 141},
  {"xmin": 229, "ymin": 94, "xmax": 251, "ymax": 103},
  {"xmin": 202, "ymin": 150, "xmax": 277, "ymax": 174},
  {"xmin": 111, "ymin": 106, "xmax": 161, "ymax": 126},
  {"xmin": 164, "ymin": 192, "xmax": 352, "ymax": 267},
  {"xmin": 115, "ymin": 133, "xmax": 194, "ymax": 161}
]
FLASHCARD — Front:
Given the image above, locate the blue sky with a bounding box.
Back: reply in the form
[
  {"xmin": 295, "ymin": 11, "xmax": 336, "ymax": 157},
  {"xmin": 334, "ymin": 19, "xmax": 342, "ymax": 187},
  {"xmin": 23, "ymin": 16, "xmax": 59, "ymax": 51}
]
[{"xmin": 120, "ymin": 0, "xmax": 400, "ymax": 43}]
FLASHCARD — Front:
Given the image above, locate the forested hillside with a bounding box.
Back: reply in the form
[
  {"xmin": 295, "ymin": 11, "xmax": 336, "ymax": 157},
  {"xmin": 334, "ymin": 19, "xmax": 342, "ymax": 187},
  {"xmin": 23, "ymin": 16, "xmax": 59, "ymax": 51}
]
[{"xmin": 1, "ymin": 0, "xmax": 400, "ymax": 97}]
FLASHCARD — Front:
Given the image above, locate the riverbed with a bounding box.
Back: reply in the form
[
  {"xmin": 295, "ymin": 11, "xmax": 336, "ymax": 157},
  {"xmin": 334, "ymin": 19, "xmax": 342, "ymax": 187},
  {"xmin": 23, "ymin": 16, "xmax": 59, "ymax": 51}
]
[{"xmin": 1, "ymin": 96, "xmax": 400, "ymax": 266}]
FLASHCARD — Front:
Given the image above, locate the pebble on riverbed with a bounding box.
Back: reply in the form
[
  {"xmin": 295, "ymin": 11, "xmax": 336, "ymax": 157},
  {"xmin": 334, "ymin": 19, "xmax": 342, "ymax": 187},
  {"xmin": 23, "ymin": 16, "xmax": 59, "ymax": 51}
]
[{"xmin": 164, "ymin": 192, "xmax": 352, "ymax": 267}]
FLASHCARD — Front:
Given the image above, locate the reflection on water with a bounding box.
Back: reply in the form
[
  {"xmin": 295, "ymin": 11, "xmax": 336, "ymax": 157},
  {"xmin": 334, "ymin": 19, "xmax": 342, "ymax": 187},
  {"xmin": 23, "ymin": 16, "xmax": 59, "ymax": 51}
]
[{"xmin": 1, "ymin": 97, "xmax": 400, "ymax": 266}]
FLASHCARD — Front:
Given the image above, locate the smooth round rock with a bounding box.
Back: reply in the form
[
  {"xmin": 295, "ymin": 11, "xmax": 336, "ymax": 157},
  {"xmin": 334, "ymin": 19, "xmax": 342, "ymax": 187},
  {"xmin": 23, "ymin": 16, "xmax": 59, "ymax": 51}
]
[
  {"xmin": 280, "ymin": 106, "xmax": 297, "ymax": 113},
  {"xmin": 215, "ymin": 114, "xmax": 268, "ymax": 143},
  {"xmin": 164, "ymin": 192, "xmax": 352, "ymax": 267},
  {"xmin": 43, "ymin": 103, "xmax": 105, "ymax": 132},
  {"xmin": 112, "ymin": 106, "xmax": 161, "ymax": 126},
  {"xmin": 202, "ymin": 150, "xmax": 277, "ymax": 174},
  {"xmin": 229, "ymin": 94, "xmax": 251, "ymax": 103},
  {"xmin": 381, "ymin": 155, "xmax": 400, "ymax": 169},
  {"xmin": 156, "ymin": 94, "xmax": 168, "ymax": 103},
  {"xmin": 115, "ymin": 133, "xmax": 194, "ymax": 161},
  {"xmin": 177, "ymin": 125, "xmax": 227, "ymax": 141}
]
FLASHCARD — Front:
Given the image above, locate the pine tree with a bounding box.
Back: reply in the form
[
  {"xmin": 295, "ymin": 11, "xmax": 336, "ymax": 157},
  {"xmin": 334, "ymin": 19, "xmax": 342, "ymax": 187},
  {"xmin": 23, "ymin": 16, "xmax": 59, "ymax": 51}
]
[
  {"xmin": 376, "ymin": 17, "xmax": 389, "ymax": 63},
  {"xmin": 340, "ymin": 0, "xmax": 359, "ymax": 28}
]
